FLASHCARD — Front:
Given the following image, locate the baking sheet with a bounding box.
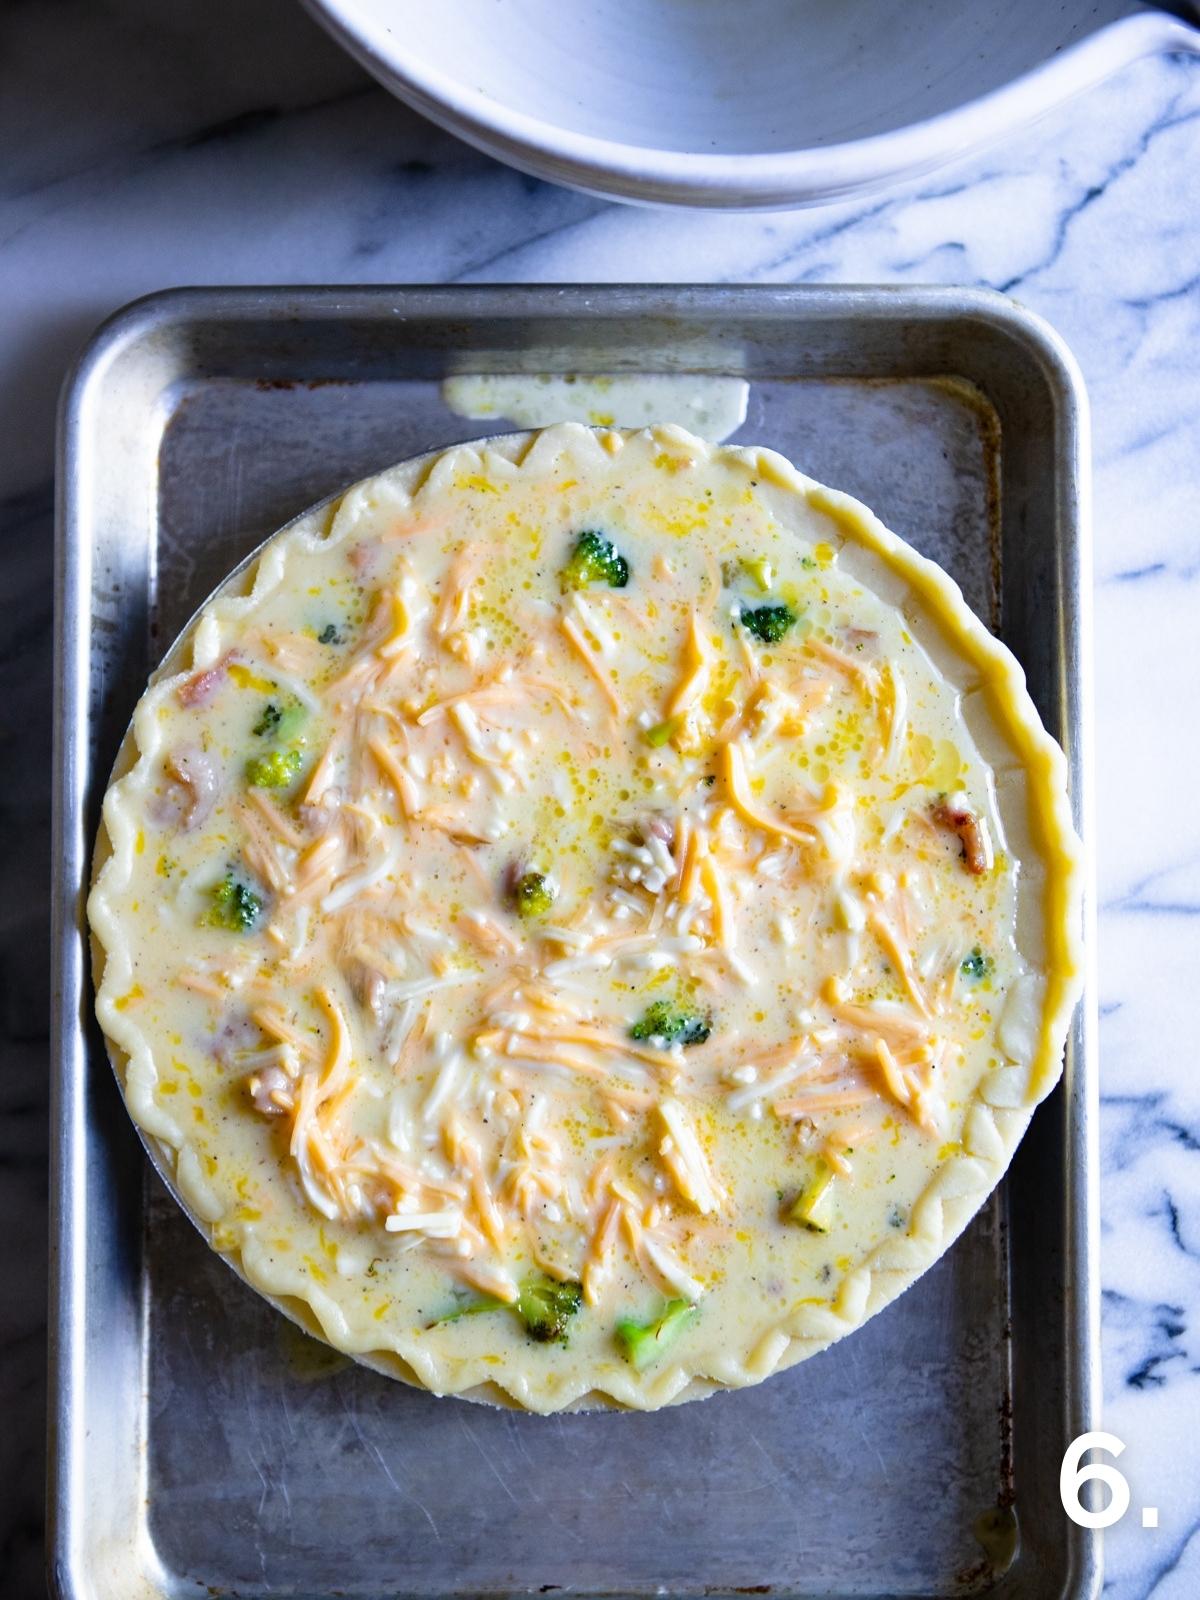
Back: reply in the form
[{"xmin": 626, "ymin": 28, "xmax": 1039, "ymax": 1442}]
[{"xmin": 49, "ymin": 285, "xmax": 1099, "ymax": 1600}]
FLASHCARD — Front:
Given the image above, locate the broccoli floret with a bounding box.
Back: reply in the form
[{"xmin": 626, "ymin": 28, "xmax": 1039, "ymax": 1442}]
[
  {"xmin": 630, "ymin": 999, "xmax": 711, "ymax": 1047},
  {"xmin": 245, "ymin": 748, "xmax": 303, "ymax": 789},
  {"xmin": 516, "ymin": 1277, "xmax": 582, "ymax": 1344},
  {"xmin": 960, "ymin": 946, "xmax": 994, "ymax": 981},
  {"xmin": 253, "ymin": 700, "xmax": 306, "ymax": 741},
  {"xmin": 739, "ymin": 603, "xmax": 797, "ymax": 645},
  {"xmin": 317, "ymin": 623, "xmax": 343, "ymax": 645},
  {"xmin": 561, "ymin": 529, "xmax": 629, "ymax": 590},
  {"xmin": 615, "ymin": 1298, "xmax": 698, "ymax": 1370},
  {"xmin": 204, "ymin": 873, "xmax": 262, "ymax": 932},
  {"xmin": 512, "ymin": 870, "xmax": 556, "ymax": 919}
]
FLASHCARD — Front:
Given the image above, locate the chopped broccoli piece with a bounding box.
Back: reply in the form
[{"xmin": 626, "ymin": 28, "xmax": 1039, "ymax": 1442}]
[
  {"xmin": 960, "ymin": 946, "xmax": 994, "ymax": 981},
  {"xmin": 561, "ymin": 529, "xmax": 629, "ymax": 590},
  {"xmin": 630, "ymin": 999, "xmax": 711, "ymax": 1047},
  {"xmin": 517, "ymin": 1277, "xmax": 582, "ymax": 1344},
  {"xmin": 739, "ymin": 603, "xmax": 797, "ymax": 645},
  {"xmin": 317, "ymin": 623, "xmax": 342, "ymax": 645},
  {"xmin": 204, "ymin": 873, "xmax": 262, "ymax": 932},
  {"xmin": 722, "ymin": 555, "xmax": 774, "ymax": 592},
  {"xmin": 615, "ymin": 1298, "xmax": 698, "ymax": 1369},
  {"xmin": 245, "ymin": 747, "xmax": 303, "ymax": 789},
  {"xmin": 743, "ymin": 556, "xmax": 774, "ymax": 592},
  {"xmin": 253, "ymin": 700, "xmax": 305, "ymax": 741},
  {"xmin": 643, "ymin": 716, "xmax": 681, "ymax": 749},
  {"xmin": 512, "ymin": 870, "xmax": 556, "ymax": 919},
  {"xmin": 787, "ymin": 1163, "xmax": 835, "ymax": 1232},
  {"xmin": 427, "ymin": 1293, "xmax": 507, "ymax": 1327},
  {"xmin": 427, "ymin": 1278, "xmax": 582, "ymax": 1344}
]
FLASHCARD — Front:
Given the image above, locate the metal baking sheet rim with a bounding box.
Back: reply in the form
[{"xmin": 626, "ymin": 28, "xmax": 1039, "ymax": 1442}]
[{"xmin": 47, "ymin": 283, "xmax": 1102, "ymax": 1600}]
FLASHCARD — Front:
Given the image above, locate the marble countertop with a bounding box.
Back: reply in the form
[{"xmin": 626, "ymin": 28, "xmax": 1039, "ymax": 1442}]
[{"xmin": 3, "ymin": 1, "xmax": 1198, "ymax": 1594}]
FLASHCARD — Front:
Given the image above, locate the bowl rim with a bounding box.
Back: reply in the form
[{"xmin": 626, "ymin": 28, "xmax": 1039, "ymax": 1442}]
[{"xmin": 301, "ymin": 3, "xmax": 1196, "ymax": 207}]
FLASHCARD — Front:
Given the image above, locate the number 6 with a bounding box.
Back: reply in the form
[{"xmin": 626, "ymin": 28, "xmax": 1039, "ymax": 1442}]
[{"xmin": 1060, "ymin": 1431, "xmax": 1131, "ymax": 1528}]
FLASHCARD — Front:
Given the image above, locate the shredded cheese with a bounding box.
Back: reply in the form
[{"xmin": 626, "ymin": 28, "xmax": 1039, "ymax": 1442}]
[{"xmin": 656, "ymin": 1099, "xmax": 725, "ymax": 1215}]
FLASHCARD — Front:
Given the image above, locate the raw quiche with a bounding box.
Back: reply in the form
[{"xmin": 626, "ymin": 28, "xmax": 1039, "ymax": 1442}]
[{"xmin": 89, "ymin": 423, "xmax": 1083, "ymax": 1412}]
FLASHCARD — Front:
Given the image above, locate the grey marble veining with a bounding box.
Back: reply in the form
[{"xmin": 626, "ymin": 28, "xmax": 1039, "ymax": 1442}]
[{"xmin": 2, "ymin": 1, "xmax": 1198, "ymax": 1595}]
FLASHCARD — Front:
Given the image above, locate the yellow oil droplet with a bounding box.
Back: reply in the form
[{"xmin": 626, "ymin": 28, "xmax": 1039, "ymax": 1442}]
[
  {"xmin": 227, "ymin": 663, "xmax": 275, "ymax": 693},
  {"xmin": 926, "ymin": 739, "xmax": 962, "ymax": 791}
]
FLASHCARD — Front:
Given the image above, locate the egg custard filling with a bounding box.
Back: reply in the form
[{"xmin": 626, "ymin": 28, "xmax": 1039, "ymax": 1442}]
[{"xmin": 89, "ymin": 423, "xmax": 1082, "ymax": 1411}]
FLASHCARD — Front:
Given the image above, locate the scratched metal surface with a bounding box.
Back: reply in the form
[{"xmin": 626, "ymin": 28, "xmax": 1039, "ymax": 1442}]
[{"xmin": 50, "ymin": 286, "xmax": 1099, "ymax": 1600}]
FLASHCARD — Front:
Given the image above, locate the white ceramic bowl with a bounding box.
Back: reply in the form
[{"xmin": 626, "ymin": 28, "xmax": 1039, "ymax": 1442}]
[{"xmin": 301, "ymin": 0, "xmax": 1198, "ymax": 209}]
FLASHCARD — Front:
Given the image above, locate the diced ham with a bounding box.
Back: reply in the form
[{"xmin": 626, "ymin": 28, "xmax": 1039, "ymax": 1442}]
[
  {"xmin": 642, "ymin": 814, "xmax": 675, "ymax": 846},
  {"xmin": 348, "ymin": 541, "xmax": 383, "ymax": 580},
  {"xmin": 931, "ymin": 794, "xmax": 993, "ymax": 875},
  {"xmin": 297, "ymin": 798, "xmax": 341, "ymax": 833},
  {"xmin": 171, "ymin": 745, "xmax": 222, "ymax": 826},
  {"xmin": 841, "ymin": 627, "xmax": 879, "ymax": 654},
  {"xmin": 148, "ymin": 744, "xmax": 222, "ymax": 829},
  {"xmin": 350, "ymin": 961, "xmax": 386, "ymax": 1020},
  {"xmin": 211, "ymin": 1012, "xmax": 262, "ymax": 1070},
  {"xmin": 247, "ymin": 1062, "xmax": 294, "ymax": 1115},
  {"xmin": 178, "ymin": 656, "xmax": 230, "ymax": 708}
]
